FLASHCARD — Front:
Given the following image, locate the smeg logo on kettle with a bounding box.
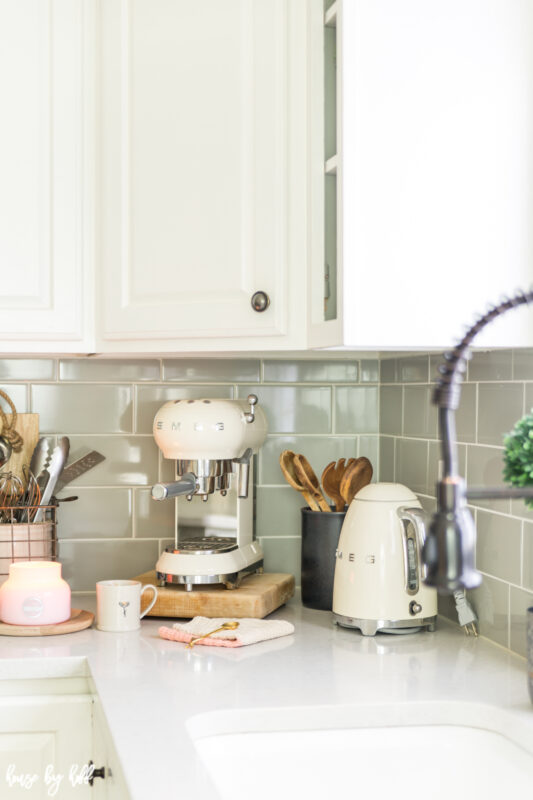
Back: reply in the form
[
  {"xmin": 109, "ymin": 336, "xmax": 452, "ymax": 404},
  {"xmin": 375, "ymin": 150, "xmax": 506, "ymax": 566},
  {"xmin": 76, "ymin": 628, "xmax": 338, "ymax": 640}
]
[{"xmin": 336, "ymin": 551, "xmax": 376, "ymax": 564}]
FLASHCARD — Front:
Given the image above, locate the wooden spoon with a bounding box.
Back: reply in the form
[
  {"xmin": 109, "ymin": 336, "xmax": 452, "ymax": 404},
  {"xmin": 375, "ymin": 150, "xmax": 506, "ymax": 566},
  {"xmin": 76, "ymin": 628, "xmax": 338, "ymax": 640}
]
[
  {"xmin": 321, "ymin": 458, "xmax": 357, "ymax": 511},
  {"xmin": 340, "ymin": 457, "xmax": 373, "ymax": 506},
  {"xmin": 293, "ymin": 454, "xmax": 331, "ymax": 512},
  {"xmin": 279, "ymin": 450, "xmax": 321, "ymax": 511}
]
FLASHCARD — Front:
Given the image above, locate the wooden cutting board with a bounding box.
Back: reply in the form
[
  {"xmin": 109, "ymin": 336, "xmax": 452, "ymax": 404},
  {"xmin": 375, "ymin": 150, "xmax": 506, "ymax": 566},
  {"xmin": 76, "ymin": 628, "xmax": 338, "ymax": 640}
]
[
  {"xmin": 0, "ymin": 609, "xmax": 94, "ymax": 637},
  {"xmin": 134, "ymin": 571, "xmax": 295, "ymax": 619},
  {"xmin": 3, "ymin": 413, "xmax": 39, "ymax": 482}
]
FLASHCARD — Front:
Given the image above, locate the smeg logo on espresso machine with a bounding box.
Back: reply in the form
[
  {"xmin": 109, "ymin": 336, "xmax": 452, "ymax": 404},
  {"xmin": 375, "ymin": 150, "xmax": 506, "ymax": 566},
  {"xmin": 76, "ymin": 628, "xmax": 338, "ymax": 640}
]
[{"xmin": 155, "ymin": 420, "xmax": 225, "ymax": 432}]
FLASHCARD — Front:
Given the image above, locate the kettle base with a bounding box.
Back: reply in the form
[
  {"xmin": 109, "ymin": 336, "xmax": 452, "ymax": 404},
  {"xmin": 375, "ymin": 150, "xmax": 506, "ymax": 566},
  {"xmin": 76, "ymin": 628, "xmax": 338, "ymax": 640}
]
[{"xmin": 333, "ymin": 612, "xmax": 437, "ymax": 637}]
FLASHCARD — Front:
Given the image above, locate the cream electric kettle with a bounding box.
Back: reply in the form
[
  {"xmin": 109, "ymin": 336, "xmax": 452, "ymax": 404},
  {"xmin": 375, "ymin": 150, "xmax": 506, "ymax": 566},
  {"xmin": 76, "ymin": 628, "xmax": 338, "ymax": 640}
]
[{"xmin": 332, "ymin": 483, "xmax": 437, "ymax": 635}]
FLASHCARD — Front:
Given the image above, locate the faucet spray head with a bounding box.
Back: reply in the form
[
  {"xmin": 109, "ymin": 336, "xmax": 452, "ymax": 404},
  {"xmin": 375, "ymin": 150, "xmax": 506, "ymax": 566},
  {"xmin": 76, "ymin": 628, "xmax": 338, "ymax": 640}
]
[{"xmin": 423, "ymin": 477, "xmax": 482, "ymax": 593}]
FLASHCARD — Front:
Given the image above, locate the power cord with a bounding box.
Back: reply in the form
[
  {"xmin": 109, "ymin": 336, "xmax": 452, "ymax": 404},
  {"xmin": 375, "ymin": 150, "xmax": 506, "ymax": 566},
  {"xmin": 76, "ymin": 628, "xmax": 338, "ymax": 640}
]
[{"xmin": 453, "ymin": 589, "xmax": 479, "ymax": 636}]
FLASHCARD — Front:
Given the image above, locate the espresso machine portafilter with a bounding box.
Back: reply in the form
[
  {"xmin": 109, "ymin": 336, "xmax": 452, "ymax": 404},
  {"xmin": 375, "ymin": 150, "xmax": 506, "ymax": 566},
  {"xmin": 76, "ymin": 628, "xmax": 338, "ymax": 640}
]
[{"xmin": 151, "ymin": 395, "xmax": 267, "ymax": 591}]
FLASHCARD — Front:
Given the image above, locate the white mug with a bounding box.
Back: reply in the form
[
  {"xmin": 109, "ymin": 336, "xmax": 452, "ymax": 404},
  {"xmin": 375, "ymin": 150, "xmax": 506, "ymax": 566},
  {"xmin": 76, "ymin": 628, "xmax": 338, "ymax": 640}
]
[{"xmin": 96, "ymin": 580, "xmax": 158, "ymax": 632}]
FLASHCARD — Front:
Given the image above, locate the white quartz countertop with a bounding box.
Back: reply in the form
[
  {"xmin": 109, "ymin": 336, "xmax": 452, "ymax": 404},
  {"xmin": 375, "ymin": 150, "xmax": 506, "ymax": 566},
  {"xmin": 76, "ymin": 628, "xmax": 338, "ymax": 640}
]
[{"xmin": 0, "ymin": 597, "xmax": 532, "ymax": 799}]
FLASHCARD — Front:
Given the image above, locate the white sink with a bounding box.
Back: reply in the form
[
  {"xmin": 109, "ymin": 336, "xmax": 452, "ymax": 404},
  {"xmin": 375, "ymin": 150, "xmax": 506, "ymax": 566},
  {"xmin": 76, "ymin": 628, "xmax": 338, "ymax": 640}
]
[{"xmin": 188, "ymin": 703, "xmax": 533, "ymax": 800}]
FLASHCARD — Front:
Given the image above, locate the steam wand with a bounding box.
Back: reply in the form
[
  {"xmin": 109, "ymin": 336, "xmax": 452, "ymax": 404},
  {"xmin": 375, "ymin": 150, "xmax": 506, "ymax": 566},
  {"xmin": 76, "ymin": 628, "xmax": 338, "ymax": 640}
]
[{"xmin": 426, "ymin": 289, "xmax": 533, "ymax": 593}]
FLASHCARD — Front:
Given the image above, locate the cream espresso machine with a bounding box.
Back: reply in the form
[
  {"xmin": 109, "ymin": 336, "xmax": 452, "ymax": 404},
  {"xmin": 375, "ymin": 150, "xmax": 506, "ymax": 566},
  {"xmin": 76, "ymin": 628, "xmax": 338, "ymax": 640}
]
[{"xmin": 151, "ymin": 395, "xmax": 267, "ymax": 591}]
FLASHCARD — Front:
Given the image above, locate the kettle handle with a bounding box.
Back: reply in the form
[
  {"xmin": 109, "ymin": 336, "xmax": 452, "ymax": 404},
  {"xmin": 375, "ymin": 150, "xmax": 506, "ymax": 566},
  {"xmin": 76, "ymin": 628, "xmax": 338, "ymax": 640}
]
[{"xmin": 397, "ymin": 506, "xmax": 429, "ymax": 593}]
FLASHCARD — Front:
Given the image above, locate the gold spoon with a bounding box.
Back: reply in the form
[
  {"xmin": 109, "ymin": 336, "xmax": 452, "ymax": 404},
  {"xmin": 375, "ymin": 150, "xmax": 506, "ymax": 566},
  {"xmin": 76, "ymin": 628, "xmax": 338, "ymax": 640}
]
[
  {"xmin": 279, "ymin": 450, "xmax": 321, "ymax": 511},
  {"xmin": 186, "ymin": 620, "xmax": 239, "ymax": 649},
  {"xmin": 293, "ymin": 454, "xmax": 331, "ymax": 512}
]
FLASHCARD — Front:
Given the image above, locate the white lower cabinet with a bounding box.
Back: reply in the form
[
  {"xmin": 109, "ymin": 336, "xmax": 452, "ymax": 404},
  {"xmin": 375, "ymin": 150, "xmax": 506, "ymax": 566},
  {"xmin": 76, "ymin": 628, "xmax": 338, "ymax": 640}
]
[
  {"xmin": 91, "ymin": 696, "xmax": 130, "ymax": 800},
  {"xmin": 0, "ymin": 691, "xmax": 129, "ymax": 799},
  {"xmin": 0, "ymin": 695, "xmax": 93, "ymax": 799}
]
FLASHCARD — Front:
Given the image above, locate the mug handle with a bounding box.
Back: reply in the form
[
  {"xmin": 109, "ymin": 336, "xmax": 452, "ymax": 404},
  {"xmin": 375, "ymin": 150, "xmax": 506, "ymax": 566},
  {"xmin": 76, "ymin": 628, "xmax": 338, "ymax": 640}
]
[{"xmin": 140, "ymin": 584, "xmax": 158, "ymax": 619}]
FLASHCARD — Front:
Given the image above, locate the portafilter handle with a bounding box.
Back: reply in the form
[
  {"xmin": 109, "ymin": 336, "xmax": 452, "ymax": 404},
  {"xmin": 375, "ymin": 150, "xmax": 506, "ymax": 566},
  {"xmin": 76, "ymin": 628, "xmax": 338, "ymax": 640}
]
[{"xmin": 151, "ymin": 472, "xmax": 197, "ymax": 501}]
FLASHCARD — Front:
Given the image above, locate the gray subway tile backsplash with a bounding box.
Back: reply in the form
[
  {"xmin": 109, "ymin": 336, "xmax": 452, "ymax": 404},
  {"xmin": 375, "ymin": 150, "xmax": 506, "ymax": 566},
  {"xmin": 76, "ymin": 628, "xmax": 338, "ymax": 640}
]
[
  {"xmin": 60, "ymin": 539, "xmax": 160, "ymax": 592},
  {"xmin": 334, "ymin": 386, "xmax": 379, "ymax": 434},
  {"xmin": 0, "ymin": 359, "xmax": 56, "ymax": 381},
  {"xmin": 468, "ymin": 350, "xmax": 513, "ymax": 382},
  {"xmin": 379, "ymin": 437, "xmax": 395, "ymax": 482},
  {"xmin": 163, "ymin": 358, "xmax": 260, "ymax": 383},
  {"xmin": 358, "ymin": 436, "xmax": 379, "ymax": 474},
  {"xmin": 380, "ymin": 358, "xmax": 398, "ymax": 383},
  {"xmin": 510, "ymin": 586, "xmax": 533, "ymax": 657},
  {"xmin": 32, "ymin": 384, "xmax": 133, "ymax": 434},
  {"xmin": 475, "ymin": 510, "xmax": 521, "ymax": 584},
  {"xmin": 64, "ymin": 435, "xmax": 159, "ymax": 486},
  {"xmin": 378, "ymin": 349, "xmax": 533, "ymax": 657},
  {"xmin": 398, "ymin": 355, "xmax": 429, "ymax": 383},
  {"xmin": 134, "ymin": 487, "xmax": 175, "ymax": 539},
  {"xmin": 256, "ymin": 487, "xmax": 304, "ymax": 538},
  {"xmin": 380, "ymin": 385, "xmax": 402, "ymax": 435},
  {"xmin": 455, "ymin": 383, "xmax": 477, "ymax": 443},
  {"xmin": 263, "ymin": 359, "xmax": 359, "ymax": 383},
  {"xmin": 57, "ymin": 488, "xmax": 132, "ymax": 539},
  {"xmin": 513, "ymin": 349, "xmax": 533, "ymax": 380},
  {"xmin": 477, "ymin": 383, "xmax": 523, "ymax": 445},
  {"xmin": 470, "ymin": 575, "xmax": 510, "ymax": 650},
  {"xmin": 5, "ymin": 350, "xmax": 533, "ymax": 656},
  {"xmin": 360, "ymin": 359, "xmax": 380, "ymax": 383},
  {"xmin": 259, "ymin": 536, "xmax": 301, "ymax": 580},
  {"xmin": 403, "ymin": 385, "xmax": 437, "ymax": 439},
  {"xmin": 237, "ymin": 384, "xmax": 332, "ymax": 434},
  {"xmin": 394, "ymin": 438, "xmax": 428, "ymax": 495},
  {"xmin": 521, "ymin": 520, "xmax": 533, "ymax": 590},
  {"xmin": 60, "ymin": 358, "xmax": 160, "ymax": 382},
  {"xmin": 0, "ymin": 384, "xmax": 28, "ymax": 413},
  {"xmin": 466, "ymin": 445, "xmax": 510, "ymax": 514}
]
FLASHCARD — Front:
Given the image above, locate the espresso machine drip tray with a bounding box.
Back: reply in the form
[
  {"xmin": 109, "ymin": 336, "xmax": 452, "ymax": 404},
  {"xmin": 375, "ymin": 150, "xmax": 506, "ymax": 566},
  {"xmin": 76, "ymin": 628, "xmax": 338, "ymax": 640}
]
[{"xmin": 170, "ymin": 538, "xmax": 238, "ymax": 556}]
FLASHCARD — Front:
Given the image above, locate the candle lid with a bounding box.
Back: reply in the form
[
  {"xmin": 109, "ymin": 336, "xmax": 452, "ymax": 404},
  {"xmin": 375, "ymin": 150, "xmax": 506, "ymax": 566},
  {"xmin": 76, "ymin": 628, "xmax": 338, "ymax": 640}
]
[{"xmin": 8, "ymin": 561, "xmax": 62, "ymax": 583}]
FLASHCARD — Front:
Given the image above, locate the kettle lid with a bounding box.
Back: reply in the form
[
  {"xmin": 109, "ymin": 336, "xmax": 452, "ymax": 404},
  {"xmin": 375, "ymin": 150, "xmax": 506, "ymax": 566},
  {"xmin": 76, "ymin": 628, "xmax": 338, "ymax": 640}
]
[{"xmin": 354, "ymin": 482, "xmax": 418, "ymax": 503}]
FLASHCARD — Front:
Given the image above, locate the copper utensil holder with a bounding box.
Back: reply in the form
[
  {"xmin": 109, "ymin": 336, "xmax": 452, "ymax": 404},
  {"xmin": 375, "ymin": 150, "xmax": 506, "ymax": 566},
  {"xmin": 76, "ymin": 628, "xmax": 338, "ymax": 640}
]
[{"xmin": 0, "ymin": 505, "xmax": 58, "ymax": 585}]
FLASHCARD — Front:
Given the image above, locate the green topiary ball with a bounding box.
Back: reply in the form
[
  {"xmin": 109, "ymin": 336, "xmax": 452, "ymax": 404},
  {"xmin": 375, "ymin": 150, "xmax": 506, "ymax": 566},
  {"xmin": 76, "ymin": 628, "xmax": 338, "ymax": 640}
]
[{"xmin": 503, "ymin": 410, "xmax": 533, "ymax": 508}]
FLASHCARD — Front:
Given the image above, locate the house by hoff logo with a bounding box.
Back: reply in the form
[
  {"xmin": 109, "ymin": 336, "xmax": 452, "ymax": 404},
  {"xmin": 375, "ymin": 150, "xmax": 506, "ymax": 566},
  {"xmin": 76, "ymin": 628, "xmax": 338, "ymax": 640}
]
[{"xmin": 335, "ymin": 550, "xmax": 375, "ymax": 564}]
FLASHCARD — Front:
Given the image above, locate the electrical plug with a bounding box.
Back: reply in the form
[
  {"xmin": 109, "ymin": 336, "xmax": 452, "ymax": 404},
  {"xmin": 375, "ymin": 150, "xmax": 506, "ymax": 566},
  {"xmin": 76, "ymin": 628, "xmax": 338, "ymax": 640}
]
[{"xmin": 453, "ymin": 589, "xmax": 479, "ymax": 636}]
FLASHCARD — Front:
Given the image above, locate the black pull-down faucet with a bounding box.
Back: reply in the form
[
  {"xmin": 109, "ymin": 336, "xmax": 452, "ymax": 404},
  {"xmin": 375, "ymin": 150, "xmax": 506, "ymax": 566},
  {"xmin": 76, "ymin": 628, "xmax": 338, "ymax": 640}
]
[{"xmin": 425, "ymin": 289, "xmax": 533, "ymax": 593}]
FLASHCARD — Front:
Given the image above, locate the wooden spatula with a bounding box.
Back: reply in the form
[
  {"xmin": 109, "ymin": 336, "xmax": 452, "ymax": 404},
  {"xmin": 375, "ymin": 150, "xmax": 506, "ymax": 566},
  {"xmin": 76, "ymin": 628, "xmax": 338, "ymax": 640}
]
[
  {"xmin": 321, "ymin": 458, "xmax": 356, "ymax": 512},
  {"xmin": 279, "ymin": 450, "xmax": 321, "ymax": 511},
  {"xmin": 340, "ymin": 457, "xmax": 373, "ymax": 506},
  {"xmin": 293, "ymin": 454, "xmax": 331, "ymax": 512}
]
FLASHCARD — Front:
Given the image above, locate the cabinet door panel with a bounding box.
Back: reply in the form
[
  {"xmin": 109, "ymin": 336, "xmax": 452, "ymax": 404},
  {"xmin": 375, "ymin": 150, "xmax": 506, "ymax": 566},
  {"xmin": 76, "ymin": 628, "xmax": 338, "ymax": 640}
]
[
  {"xmin": 99, "ymin": 0, "xmax": 289, "ymax": 343},
  {"xmin": 342, "ymin": 0, "xmax": 533, "ymax": 349},
  {"xmin": 0, "ymin": 0, "xmax": 89, "ymax": 350},
  {"xmin": 0, "ymin": 695, "xmax": 92, "ymax": 799}
]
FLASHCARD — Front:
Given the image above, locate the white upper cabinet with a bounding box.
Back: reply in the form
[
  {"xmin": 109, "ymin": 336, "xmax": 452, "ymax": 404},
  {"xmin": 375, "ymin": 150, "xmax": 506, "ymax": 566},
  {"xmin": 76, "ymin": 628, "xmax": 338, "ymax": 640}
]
[
  {"xmin": 97, "ymin": 0, "xmax": 308, "ymax": 352},
  {"xmin": 310, "ymin": 0, "xmax": 533, "ymax": 350},
  {"xmin": 0, "ymin": 0, "xmax": 92, "ymax": 353}
]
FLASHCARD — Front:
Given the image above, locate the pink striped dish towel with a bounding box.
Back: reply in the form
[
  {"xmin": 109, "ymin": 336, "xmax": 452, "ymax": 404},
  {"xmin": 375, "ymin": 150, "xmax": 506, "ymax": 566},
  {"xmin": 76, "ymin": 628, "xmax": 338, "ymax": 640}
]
[{"xmin": 158, "ymin": 616, "xmax": 294, "ymax": 648}]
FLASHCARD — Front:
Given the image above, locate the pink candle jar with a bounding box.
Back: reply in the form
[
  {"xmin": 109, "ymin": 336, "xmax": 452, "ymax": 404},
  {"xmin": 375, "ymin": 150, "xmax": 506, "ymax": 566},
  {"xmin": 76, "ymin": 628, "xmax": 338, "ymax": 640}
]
[{"xmin": 0, "ymin": 561, "xmax": 71, "ymax": 625}]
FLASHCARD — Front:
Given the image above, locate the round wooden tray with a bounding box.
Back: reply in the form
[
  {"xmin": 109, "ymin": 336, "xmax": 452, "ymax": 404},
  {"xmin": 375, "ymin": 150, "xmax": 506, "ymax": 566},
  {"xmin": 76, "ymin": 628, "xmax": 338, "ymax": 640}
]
[{"xmin": 0, "ymin": 608, "xmax": 94, "ymax": 637}]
